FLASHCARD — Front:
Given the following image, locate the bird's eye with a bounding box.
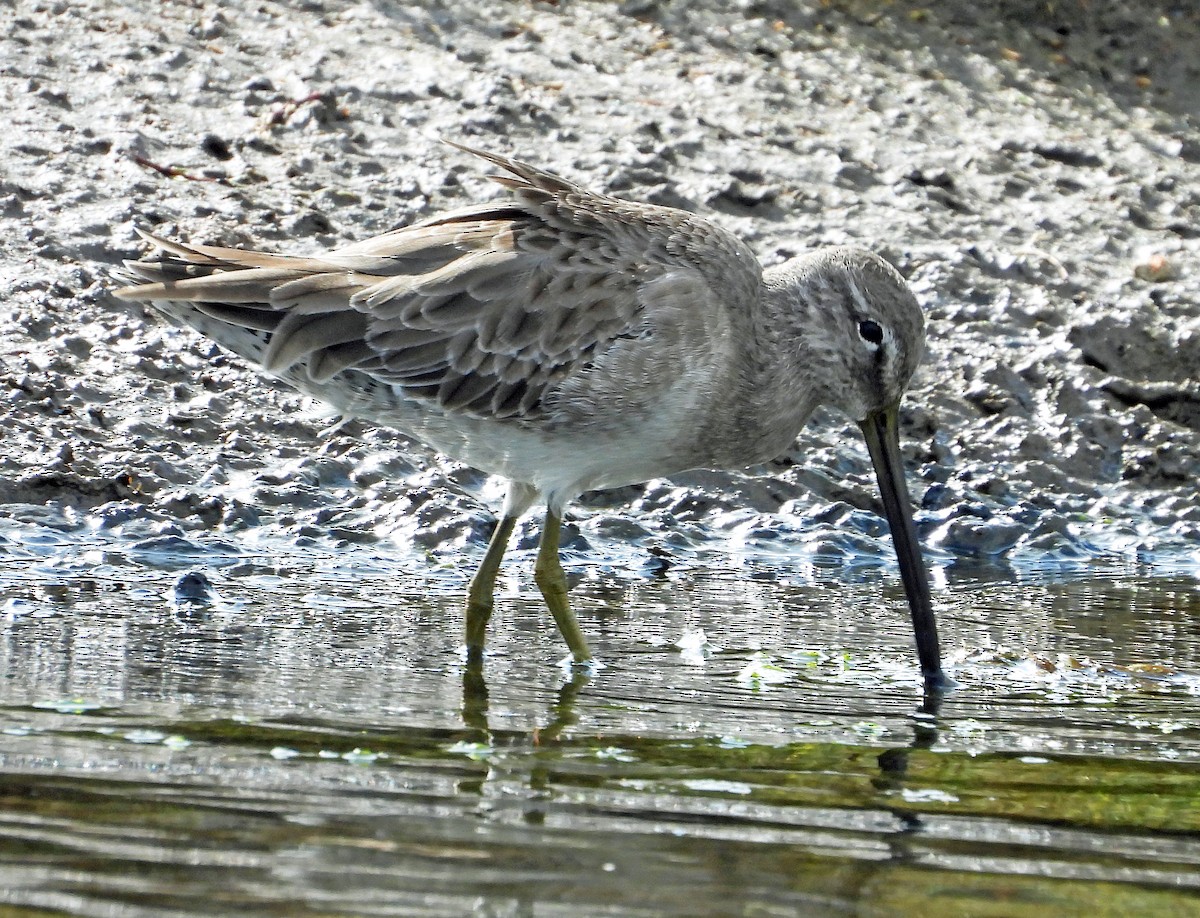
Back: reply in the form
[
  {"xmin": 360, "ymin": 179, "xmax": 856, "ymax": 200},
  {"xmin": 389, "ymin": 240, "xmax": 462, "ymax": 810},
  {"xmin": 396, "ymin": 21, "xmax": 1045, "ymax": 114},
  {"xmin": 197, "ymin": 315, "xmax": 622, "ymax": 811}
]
[{"xmin": 858, "ymin": 320, "xmax": 884, "ymax": 346}]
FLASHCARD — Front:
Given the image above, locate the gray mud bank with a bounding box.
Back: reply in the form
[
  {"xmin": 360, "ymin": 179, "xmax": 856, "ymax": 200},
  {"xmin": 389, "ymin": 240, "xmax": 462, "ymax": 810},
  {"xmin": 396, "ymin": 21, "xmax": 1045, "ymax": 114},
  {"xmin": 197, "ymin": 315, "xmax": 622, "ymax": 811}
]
[{"xmin": 2, "ymin": 0, "xmax": 1198, "ymax": 582}]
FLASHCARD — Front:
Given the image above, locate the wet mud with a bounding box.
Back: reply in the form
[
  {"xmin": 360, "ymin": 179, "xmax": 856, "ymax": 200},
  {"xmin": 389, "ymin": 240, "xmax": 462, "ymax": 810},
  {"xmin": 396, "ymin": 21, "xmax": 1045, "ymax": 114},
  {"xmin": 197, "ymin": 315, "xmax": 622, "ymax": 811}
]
[{"xmin": 3, "ymin": 0, "xmax": 1199, "ymax": 585}]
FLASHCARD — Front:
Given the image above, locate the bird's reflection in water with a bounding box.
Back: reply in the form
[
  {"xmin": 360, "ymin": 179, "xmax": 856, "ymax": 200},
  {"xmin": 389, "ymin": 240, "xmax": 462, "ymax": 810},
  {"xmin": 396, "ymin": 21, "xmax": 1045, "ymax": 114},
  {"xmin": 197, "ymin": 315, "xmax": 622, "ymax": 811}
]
[
  {"xmin": 873, "ymin": 691, "xmax": 944, "ymax": 873},
  {"xmin": 457, "ymin": 660, "xmax": 591, "ymax": 820},
  {"xmin": 460, "ymin": 658, "xmax": 942, "ymax": 826},
  {"xmin": 460, "ymin": 664, "xmax": 490, "ymax": 736},
  {"xmin": 461, "ymin": 661, "xmax": 590, "ymax": 740}
]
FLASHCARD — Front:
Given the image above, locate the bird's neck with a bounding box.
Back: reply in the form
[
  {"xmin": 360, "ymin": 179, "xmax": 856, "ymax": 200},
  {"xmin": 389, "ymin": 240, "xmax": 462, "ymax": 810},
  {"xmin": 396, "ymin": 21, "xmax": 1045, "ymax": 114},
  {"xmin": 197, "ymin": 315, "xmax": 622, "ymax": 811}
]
[{"xmin": 694, "ymin": 281, "xmax": 823, "ymax": 469}]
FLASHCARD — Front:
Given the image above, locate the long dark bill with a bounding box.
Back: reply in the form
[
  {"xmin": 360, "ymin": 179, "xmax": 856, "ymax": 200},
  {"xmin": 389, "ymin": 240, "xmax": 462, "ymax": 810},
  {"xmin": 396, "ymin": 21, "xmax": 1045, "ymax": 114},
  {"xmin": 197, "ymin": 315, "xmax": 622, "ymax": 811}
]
[{"xmin": 859, "ymin": 404, "xmax": 948, "ymax": 692}]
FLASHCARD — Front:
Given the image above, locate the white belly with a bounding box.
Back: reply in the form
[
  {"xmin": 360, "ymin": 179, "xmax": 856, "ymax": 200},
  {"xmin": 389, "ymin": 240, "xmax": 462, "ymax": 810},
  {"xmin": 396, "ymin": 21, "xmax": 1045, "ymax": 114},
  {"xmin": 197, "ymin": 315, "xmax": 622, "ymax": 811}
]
[{"xmin": 309, "ymin": 370, "xmax": 701, "ymax": 508}]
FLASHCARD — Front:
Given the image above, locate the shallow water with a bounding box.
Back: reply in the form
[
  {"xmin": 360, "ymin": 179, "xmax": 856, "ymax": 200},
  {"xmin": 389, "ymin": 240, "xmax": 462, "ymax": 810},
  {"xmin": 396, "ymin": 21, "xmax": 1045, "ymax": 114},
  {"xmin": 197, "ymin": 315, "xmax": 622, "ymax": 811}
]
[{"xmin": 1, "ymin": 539, "xmax": 1199, "ymax": 917}]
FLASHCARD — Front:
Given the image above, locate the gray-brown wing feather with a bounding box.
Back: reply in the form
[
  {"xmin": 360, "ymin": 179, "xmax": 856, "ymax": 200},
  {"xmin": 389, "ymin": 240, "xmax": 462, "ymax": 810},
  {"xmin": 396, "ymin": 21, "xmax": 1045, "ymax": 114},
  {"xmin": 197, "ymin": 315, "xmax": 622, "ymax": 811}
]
[{"xmin": 115, "ymin": 145, "xmax": 762, "ymax": 422}]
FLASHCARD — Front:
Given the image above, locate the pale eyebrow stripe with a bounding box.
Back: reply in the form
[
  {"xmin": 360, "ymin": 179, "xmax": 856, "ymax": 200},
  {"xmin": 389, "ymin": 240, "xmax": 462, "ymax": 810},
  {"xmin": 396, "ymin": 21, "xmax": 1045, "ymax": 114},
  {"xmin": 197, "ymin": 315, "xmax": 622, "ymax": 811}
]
[{"xmin": 846, "ymin": 274, "xmax": 873, "ymax": 320}]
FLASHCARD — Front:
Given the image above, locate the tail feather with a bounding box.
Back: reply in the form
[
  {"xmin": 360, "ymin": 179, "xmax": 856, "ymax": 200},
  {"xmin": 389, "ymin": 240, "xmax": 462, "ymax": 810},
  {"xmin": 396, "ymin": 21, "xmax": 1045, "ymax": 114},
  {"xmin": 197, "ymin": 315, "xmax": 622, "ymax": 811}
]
[
  {"xmin": 113, "ymin": 235, "xmax": 307, "ymax": 376},
  {"xmin": 144, "ymin": 298, "xmax": 277, "ymax": 369}
]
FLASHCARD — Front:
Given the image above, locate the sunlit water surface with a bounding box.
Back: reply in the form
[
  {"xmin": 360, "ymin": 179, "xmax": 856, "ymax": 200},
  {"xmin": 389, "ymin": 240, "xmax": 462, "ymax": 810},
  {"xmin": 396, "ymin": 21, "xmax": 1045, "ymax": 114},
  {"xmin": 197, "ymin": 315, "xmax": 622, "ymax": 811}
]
[{"xmin": 1, "ymin": 534, "xmax": 1199, "ymax": 917}]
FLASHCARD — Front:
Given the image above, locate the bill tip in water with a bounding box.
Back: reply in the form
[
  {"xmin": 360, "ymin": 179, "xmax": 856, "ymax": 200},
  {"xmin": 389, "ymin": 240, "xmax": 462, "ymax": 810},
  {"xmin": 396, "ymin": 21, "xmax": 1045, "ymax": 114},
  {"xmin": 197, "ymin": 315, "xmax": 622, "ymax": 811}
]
[{"xmin": 924, "ymin": 668, "xmax": 956, "ymax": 694}]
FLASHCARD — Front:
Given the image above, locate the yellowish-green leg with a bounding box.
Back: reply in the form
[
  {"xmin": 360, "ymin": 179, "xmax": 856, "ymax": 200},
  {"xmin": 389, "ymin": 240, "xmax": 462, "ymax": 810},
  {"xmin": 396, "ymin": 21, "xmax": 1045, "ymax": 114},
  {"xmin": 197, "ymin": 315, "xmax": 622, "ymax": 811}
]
[
  {"xmin": 534, "ymin": 510, "xmax": 591, "ymax": 663},
  {"xmin": 465, "ymin": 515, "xmax": 518, "ymax": 665}
]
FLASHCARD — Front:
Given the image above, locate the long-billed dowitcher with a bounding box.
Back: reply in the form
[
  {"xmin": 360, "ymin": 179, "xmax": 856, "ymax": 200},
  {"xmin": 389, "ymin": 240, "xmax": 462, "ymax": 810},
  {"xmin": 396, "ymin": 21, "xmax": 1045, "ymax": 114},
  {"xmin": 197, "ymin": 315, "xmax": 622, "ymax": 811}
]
[{"xmin": 115, "ymin": 142, "xmax": 947, "ymax": 690}]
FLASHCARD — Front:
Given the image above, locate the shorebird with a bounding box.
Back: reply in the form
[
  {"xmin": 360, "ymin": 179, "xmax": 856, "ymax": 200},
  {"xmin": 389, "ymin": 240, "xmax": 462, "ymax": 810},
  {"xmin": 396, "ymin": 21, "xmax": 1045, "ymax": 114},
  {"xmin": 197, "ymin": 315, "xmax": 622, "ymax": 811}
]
[{"xmin": 115, "ymin": 142, "xmax": 947, "ymax": 690}]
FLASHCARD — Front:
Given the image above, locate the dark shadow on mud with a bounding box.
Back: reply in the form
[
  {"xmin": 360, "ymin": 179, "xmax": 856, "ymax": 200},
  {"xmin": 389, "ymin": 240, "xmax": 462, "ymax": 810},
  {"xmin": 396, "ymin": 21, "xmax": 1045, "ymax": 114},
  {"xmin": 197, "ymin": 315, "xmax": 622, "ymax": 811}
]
[{"xmin": 641, "ymin": 1, "xmax": 1200, "ymax": 122}]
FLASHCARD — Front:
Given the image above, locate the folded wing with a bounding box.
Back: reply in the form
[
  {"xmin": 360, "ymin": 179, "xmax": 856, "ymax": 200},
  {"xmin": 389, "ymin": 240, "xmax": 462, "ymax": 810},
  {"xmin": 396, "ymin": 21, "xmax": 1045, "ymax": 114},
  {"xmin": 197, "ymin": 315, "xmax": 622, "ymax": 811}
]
[{"xmin": 115, "ymin": 144, "xmax": 762, "ymax": 423}]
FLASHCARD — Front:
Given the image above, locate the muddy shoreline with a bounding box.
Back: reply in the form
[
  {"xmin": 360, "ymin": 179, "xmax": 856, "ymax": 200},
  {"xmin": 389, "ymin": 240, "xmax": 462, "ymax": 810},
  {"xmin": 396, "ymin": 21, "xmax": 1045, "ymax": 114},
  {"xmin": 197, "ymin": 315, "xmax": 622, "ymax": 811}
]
[{"xmin": 3, "ymin": 0, "xmax": 1198, "ymax": 580}]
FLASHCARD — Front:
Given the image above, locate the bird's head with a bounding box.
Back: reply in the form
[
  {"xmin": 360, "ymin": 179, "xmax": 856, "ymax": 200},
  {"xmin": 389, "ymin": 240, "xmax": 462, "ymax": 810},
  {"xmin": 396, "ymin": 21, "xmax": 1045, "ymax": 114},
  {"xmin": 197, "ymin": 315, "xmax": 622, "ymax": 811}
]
[{"xmin": 769, "ymin": 246, "xmax": 925, "ymax": 424}]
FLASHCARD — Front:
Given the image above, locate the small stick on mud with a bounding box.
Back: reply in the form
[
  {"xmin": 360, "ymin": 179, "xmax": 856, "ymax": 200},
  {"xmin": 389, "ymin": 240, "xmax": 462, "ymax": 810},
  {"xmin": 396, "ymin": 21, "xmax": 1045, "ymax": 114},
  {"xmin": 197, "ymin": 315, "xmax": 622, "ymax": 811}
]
[{"xmin": 130, "ymin": 154, "xmax": 225, "ymax": 184}]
